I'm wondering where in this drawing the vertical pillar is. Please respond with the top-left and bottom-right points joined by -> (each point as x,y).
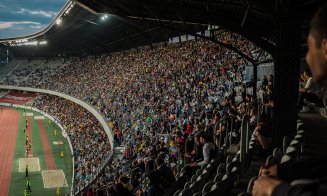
6,49 -> 9,64
253,64 -> 258,100
273,19 -> 300,147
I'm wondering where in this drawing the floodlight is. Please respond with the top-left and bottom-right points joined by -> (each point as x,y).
56,19 -> 62,25
39,40 -> 47,45
101,14 -> 109,21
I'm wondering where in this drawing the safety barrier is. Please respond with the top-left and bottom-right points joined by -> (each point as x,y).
213,115 -> 237,152
240,100 -> 263,174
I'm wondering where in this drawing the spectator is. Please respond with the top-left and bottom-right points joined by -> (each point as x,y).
253,3 -> 327,196
298,68 -> 323,112
253,157 -> 327,196
261,75 -> 268,89
253,114 -> 272,151
155,153 -> 176,188
0,29 -> 274,194
144,170 -> 163,196
185,134 -> 216,177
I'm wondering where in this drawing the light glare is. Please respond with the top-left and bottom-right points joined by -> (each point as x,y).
56,19 -> 62,25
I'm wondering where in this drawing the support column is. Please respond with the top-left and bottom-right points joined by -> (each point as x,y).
253,64 -> 258,100
273,20 -> 300,147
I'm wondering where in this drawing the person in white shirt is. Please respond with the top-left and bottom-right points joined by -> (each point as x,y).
298,68 -> 323,112
184,133 -> 216,177
190,134 -> 216,167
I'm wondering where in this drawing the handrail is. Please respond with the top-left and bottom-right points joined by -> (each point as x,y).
74,154 -> 112,195
213,114 -> 237,149
240,114 -> 250,174
257,101 -> 263,125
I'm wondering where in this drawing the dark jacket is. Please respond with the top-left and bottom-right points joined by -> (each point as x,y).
157,164 -> 176,188
272,157 -> 327,196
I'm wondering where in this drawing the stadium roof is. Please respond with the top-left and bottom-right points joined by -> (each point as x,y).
0,0 -> 325,58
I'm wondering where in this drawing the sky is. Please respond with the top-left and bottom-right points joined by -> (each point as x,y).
0,0 -> 67,39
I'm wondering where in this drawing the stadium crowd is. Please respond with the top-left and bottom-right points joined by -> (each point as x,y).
0,1 -> 326,195
3,31 -> 275,195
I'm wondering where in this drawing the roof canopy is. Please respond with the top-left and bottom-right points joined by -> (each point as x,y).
0,0 -> 324,57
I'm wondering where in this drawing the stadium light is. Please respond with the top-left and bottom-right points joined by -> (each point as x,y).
39,40 -> 47,45
101,14 -> 109,21
56,19 -> 62,25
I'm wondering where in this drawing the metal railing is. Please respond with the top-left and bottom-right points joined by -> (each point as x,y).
240,100 -> 263,174
213,114 -> 237,151
73,151 -> 113,195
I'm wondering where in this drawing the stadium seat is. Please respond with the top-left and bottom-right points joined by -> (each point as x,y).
195,169 -> 202,176
202,181 -> 215,194
265,155 -> 277,166
180,187 -> 193,196
273,148 -> 283,163
294,134 -> 304,140
173,189 -> 182,196
226,166 -> 239,190
280,155 -> 292,164
297,130 -> 305,135
247,176 -> 258,193
214,173 -> 224,183
216,163 -> 226,174
283,136 -> 290,154
191,176 -> 204,193
184,181 -> 192,189
297,122 -> 304,130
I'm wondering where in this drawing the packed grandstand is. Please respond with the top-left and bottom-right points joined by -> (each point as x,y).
0,31 -> 276,195
1,1 -> 327,196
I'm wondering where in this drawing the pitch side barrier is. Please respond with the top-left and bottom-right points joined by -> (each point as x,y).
0,85 -> 114,195
0,102 -> 75,195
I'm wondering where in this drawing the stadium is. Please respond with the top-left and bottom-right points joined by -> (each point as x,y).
0,0 -> 327,195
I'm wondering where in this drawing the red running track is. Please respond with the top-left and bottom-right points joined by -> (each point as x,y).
37,120 -> 57,170
0,107 -> 20,196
